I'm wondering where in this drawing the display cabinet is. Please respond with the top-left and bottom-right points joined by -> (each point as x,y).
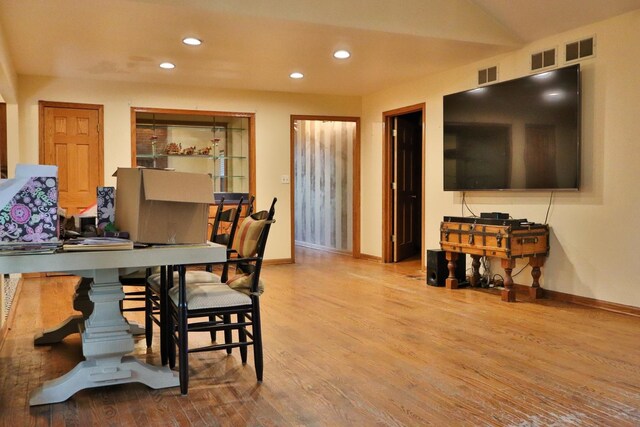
131,107 -> 255,197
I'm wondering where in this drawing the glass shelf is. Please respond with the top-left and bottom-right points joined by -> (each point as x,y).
134,109 -> 252,195
136,123 -> 247,132
136,154 -> 247,160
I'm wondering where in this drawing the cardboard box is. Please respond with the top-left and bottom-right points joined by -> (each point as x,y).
114,168 -> 215,244
0,164 -> 59,242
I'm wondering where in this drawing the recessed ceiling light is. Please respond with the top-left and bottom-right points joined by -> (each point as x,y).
182,37 -> 202,46
159,62 -> 175,69
290,72 -> 304,79
333,50 -> 351,59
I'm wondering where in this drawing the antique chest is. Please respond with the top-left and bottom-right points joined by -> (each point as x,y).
440,216 -> 549,259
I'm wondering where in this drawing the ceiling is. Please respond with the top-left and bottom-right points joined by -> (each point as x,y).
1,0 -> 639,98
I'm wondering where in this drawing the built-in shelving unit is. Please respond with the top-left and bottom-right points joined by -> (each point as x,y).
130,107 -> 255,196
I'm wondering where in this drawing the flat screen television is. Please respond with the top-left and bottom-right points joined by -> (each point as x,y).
443,64 -> 580,191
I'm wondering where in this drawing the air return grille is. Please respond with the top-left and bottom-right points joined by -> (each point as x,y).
478,66 -> 498,85
531,48 -> 556,71
566,37 -> 595,62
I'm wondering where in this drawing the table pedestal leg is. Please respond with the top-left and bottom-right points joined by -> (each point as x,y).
470,255 -> 481,287
445,252 -> 459,289
29,356 -> 178,405
501,258 -> 516,302
34,275 -> 144,344
29,269 -> 178,406
34,277 -> 93,345
529,256 -> 545,299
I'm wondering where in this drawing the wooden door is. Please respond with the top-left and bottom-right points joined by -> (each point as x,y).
393,114 -> 421,262
40,102 -> 104,215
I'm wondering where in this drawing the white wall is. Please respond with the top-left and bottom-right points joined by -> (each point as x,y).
14,76 -> 361,260
361,10 -> 640,307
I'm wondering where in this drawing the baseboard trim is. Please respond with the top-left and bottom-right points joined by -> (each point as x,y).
358,253 -> 382,262
264,258 -> 293,265
512,284 -> 640,317
544,288 -> 640,317
295,241 -> 353,256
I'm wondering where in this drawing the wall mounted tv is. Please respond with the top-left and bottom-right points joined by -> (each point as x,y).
443,64 -> 580,191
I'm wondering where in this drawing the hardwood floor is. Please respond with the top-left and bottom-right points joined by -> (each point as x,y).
1,246 -> 639,426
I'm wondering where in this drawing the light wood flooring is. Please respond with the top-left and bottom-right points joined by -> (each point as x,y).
1,246 -> 639,426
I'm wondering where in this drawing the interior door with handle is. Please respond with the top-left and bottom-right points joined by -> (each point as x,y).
393,115 -> 421,262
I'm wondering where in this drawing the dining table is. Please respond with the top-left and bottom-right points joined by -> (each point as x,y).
0,242 -> 226,405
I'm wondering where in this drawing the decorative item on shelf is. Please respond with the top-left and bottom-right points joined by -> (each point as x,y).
211,138 -> 221,145
197,146 -> 212,156
182,146 -> 196,155
165,142 -> 181,154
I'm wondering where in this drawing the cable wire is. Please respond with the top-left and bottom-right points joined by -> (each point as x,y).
511,261 -> 530,278
462,192 -> 478,217
544,191 -> 554,224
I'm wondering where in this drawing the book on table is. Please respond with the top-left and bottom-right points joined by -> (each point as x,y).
62,237 -> 134,251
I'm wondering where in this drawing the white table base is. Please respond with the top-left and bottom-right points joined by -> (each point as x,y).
29,356 -> 178,405
29,269 -> 176,405
0,243 -> 225,406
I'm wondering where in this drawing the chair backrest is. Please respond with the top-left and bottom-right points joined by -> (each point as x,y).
246,194 -> 256,217
224,197 -> 276,291
210,196 -> 243,250
209,196 -> 225,242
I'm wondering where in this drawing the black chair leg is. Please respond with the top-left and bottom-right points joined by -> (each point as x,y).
252,301 -> 263,382
238,313 -> 247,364
178,265 -> 189,395
178,307 -> 189,395
223,314 -> 233,355
208,315 -> 217,342
160,266 -> 168,365
167,266 -> 177,369
145,283 -> 153,349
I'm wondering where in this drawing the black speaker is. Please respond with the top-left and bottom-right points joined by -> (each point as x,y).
426,249 -> 466,287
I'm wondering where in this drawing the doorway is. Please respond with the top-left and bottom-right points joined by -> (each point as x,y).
382,104 -> 424,265
39,101 -> 104,215
290,116 -> 360,262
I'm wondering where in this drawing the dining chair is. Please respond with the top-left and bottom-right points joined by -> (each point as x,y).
145,196 -> 243,349
166,197 -> 276,394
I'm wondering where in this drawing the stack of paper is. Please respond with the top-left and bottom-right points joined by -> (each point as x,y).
0,241 -> 61,255
62,237 -> 134,252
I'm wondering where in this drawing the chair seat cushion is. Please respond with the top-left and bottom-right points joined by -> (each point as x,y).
147,270 -> 222,288
169,283 -> 251,310
227,273 -> 264,296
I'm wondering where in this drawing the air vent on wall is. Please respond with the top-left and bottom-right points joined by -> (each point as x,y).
531,48 -> 556,71
478,66 -> 498,85
566,36 -> 595,62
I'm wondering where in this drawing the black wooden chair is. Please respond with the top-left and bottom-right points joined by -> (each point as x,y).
166,197 -> 276,394
144,197 -> 243,350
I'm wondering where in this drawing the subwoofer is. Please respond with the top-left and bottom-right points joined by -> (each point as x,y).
426,249 -> 466,287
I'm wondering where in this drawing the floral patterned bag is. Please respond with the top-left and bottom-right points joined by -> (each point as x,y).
0,176 -> 58,243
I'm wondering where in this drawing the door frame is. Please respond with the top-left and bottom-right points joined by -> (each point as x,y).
382,103 -> 425,267
38,101 -> 105,181
0,103 -> 6,178
290,115 -> 361,263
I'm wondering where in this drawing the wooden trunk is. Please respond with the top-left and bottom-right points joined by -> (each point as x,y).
440,220 -> 549,259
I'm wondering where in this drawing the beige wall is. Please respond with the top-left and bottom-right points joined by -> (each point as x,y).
361,11 -> 640,307
5,10 -> 640,308
13,76 -> 361,260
